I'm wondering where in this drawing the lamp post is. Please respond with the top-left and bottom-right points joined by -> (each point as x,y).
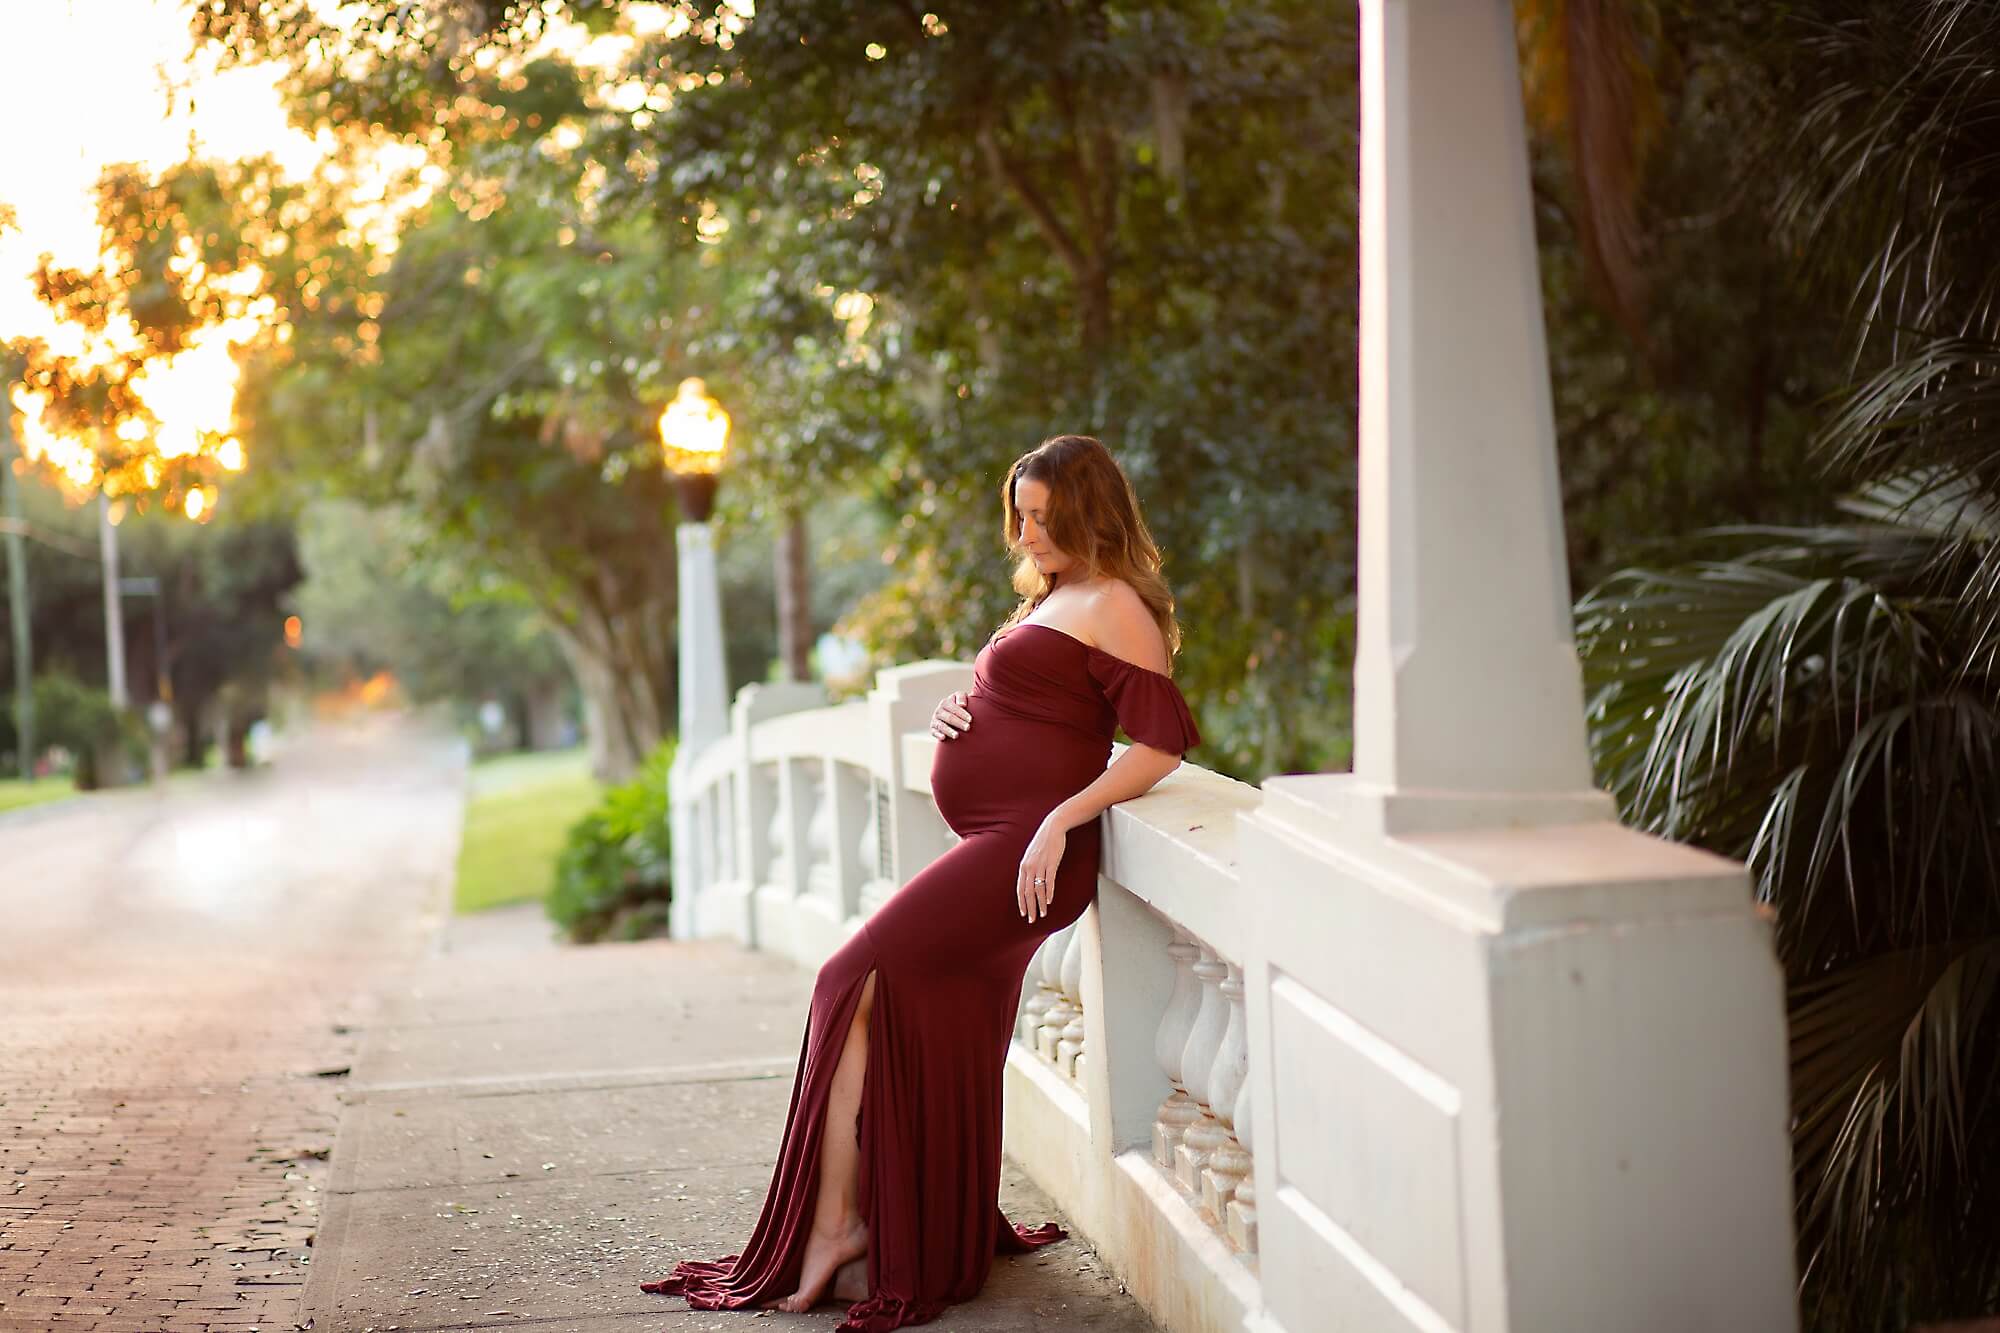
2,429 -> 31,780
659,378 -> 733,940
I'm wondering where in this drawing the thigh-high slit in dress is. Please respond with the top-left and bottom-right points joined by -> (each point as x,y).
638,621 -> 1203,1332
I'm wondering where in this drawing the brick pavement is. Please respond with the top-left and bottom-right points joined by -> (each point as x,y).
0,721 -> 465,1332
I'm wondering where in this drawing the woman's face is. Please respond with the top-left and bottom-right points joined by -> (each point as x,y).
1013,476 -> 1075,578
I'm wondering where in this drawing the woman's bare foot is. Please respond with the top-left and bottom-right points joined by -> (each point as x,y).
831,1256 -> 869,1302
760,1217 -> 869,1312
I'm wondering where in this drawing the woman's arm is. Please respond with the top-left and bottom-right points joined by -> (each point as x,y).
1016,584 -> 1186,920
1016,743 -> 1182,922
1047,744 -> 1182,832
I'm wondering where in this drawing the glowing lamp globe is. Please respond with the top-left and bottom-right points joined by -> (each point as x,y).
657,377 -> 731,522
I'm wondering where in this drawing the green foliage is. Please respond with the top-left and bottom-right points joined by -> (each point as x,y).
0,463 -> 300,771
1577,3 -> 2000,1324
207,87 -> 706,776
30,673 -> 145,789
622,0 -> 1362,781
189,0 -> 1364,783
293,498 -> 570,710
547,737 -> 676,942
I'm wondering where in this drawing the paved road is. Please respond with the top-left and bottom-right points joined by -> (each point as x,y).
0,720 -> 466,1331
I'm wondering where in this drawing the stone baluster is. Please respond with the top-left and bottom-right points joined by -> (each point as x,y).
707,782 -> 727,885
763,771 -> 789,893
1224,1075 -> 1258,1255
706,788 -> 726,888
1152,933 -> 1206,1170
1018,930 -> 1062,1044
1200,964 -> 1253,1226
856,780 -> 893,915
1174,950 -> 1231,1195
689,790 -> 713,895
1036,923 -> 1078,1062
1055,924 -> 1087,1079
804,763 -> 837,903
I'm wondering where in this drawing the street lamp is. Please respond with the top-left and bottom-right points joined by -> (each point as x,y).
657,376 -> 731,521
659,377 -> 733,942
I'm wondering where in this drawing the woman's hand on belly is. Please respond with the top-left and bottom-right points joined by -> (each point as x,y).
1016,815 -> 1067,923
930,689 -> 972,740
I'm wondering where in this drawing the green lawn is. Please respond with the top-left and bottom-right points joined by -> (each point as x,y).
454,747 -> 601,913
0,775 -> 77,814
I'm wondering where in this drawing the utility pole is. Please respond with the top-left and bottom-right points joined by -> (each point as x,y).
99,492 -> 127,710
3,419 -> 31,778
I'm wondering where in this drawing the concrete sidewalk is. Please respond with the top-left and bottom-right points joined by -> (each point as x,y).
305,906 -> 1155,1332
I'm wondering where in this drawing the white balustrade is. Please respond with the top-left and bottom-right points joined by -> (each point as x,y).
663,627 -> 1791,1333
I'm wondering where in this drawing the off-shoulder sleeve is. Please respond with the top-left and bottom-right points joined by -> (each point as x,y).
1086,651 -> 1202,754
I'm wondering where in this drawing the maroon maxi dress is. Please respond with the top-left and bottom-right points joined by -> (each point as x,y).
639,620 -> 1203,1331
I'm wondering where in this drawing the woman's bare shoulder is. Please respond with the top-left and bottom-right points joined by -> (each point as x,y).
1087,579 -> 1169,674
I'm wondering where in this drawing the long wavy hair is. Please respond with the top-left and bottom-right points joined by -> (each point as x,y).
996,434 -> 1186,664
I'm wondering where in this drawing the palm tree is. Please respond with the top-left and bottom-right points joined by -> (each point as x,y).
1574,1 -> 2000,1325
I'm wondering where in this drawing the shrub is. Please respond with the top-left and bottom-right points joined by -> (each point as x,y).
546,738 -> 676,942
32,674 -> 147,789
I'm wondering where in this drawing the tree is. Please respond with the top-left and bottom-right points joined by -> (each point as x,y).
1576,3 -> 2000,1324
0,464 -> 299,768
191,0 -> 1365,782
291,498 -> 574,745
124,47 -> 742,778
8,158 -> 307,515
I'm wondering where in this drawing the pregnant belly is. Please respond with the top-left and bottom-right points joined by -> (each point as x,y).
929,694 -> 1108,836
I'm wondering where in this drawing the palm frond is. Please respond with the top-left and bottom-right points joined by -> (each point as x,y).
1787,938 -> 2000,1319
1579,495 -> 2000,1322
1774,1 -> 2000,353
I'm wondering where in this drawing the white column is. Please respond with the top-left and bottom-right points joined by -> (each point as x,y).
1232,5 -> 1799,1331
668,519 -> 730,939
1347,0 -> 1610,829
675,521 -> 730,754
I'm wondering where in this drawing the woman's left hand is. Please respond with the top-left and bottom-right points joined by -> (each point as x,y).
1017,818 -> 1067,923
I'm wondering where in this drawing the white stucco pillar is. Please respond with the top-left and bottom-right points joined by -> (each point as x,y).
1225,5 -> 1800,1332
668,519 -> 731,939
1349,0 -> 1606,825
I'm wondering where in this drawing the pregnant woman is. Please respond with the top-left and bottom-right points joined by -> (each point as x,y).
640,433 -> 1202,1331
